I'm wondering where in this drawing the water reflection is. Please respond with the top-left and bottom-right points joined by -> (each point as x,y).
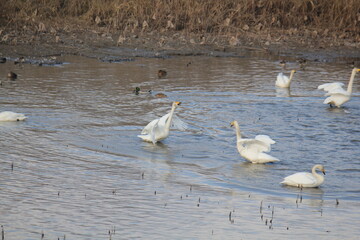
140,141 -> 172,161
1,55 -> 360,239
275,87 -> 291,97
232,162 -> 275,178
282,185 -> 325,200
326,106 -> 351,114
0,121 -> 27,127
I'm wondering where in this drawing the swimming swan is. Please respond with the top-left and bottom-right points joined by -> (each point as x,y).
280,164 -> 325,188
0,111 -> 27,121
276,70 -> 296,88
318,68 -> 360,107
230,120 -> 279,163
138,101 -> 181,144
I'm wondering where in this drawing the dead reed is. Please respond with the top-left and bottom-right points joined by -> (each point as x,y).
1,0 -> 359,38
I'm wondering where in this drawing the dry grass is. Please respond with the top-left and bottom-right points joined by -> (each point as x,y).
1,0 -> 359,37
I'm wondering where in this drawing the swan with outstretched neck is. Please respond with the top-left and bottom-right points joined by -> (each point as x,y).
276,70 -> 296,88
0,111 -> 27,121
138,101 -> 181,144
318,68 -> 360,107
230,120 -> 279,163
280,164 -> 326,188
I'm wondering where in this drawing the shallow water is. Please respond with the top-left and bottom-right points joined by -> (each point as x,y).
0,55 -> 359,239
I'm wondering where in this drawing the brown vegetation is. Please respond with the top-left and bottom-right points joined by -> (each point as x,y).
1,0 -> 359,37
0,0 -> 359,58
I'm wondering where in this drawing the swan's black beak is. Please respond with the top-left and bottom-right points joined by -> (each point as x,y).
322,170 -> 326,175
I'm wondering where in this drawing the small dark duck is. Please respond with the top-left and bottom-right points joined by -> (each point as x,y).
158,70 -> 167,78
133,87 -> 151,95
7,71 -> 17,80
155,93 -> 167,98
133,87 -> 141,95
14,57 -> 25,65
297,58 -> 307,70
279,60 -> 286,67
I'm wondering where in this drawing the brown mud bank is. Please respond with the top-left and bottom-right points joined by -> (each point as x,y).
0,0 -> 359,63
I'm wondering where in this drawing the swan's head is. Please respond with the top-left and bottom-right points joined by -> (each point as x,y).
230,121 -> 237,127
354,68 -> 360,73
315,164 -> 326,175
291,69 -> 296,74
173,101 -> 181,106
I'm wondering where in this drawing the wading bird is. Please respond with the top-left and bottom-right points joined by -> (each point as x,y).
280,164 -> 325,188
318,68 -> 360,107
230,120 -> 279,163
276,70 -> 296,88
138,101 -> 181,144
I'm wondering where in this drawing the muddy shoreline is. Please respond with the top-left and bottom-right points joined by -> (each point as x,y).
1,23 -> 360,65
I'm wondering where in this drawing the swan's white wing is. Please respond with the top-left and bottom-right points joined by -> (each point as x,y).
282,172 -> 316,185
154,112 -> 188,131
318,82 -> 345,92
171,114 -> 189,131
142,111 -> 172,135
276,73 -> 289,87
150,123 -> 157,144
138,119 -> 160,144
157,113 -> 170,127
141,118 -> 160,134
144,113 -> 169,140
324,88 -> 349,96
323,94 -> 350,106
257,153 -> 280,162
255,135 -> 275,145
277,73 -> 289,82
238,138 -> 270,153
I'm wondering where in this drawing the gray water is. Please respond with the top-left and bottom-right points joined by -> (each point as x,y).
0,55 -> 359,239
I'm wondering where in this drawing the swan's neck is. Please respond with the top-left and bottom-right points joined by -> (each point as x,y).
289,71 -> 295,83
233,122 -> 242,141
347,68 -> 357,94
312,166 -> 324,183
165,104 -> 177,130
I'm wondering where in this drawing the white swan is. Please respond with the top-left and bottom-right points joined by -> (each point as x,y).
0,111 -> 27,121
318,68 -> 360,107
276,70 -> 296,88
280,164 -> 325,188
230,120 -> 279,163
138,101 -> 181,144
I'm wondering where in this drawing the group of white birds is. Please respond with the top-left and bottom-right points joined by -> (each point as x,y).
137,67 -> 360,188
2,67 -> 358,188
277,67 -> 360,108
230,120 -> 325,188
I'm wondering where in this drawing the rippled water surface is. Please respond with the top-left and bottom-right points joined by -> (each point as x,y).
1,55 -> 360,239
